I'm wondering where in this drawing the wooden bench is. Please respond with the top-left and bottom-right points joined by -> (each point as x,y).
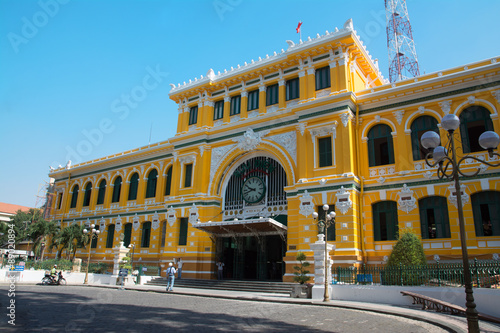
401,291 -> 500,324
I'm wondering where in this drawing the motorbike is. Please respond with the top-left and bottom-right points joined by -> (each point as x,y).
41,271 -> 67,285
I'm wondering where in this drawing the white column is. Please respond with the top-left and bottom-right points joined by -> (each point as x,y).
309,234 -> 334,300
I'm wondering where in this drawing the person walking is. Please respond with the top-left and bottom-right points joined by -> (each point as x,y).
216,261 -> 224,280
177,258 -> 183,279
165,262 -> 176,291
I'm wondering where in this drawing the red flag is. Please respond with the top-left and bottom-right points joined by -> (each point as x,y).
296,21 -> 302,33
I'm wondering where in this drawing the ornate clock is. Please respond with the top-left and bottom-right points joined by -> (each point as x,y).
241,176 -> 266,204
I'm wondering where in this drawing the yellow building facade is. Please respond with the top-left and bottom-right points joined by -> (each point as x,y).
47,19 -> 500,282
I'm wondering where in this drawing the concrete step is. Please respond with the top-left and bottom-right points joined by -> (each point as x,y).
146,278 -> 295,294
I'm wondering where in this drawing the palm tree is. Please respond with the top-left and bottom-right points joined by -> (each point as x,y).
52,224 -> 87,261
28,218 -> 60,260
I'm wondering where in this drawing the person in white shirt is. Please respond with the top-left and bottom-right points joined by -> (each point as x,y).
165,262 -> 177,291
177,258 -> 183,279
216,261 -> 224,280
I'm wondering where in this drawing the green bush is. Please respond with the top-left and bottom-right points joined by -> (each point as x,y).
386,228 -> 427,285
87,262 -> 111,274
293,252 -> 311,284
25,259 -> 73,272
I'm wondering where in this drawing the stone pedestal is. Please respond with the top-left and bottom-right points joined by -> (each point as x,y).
309,234 -> 334,300
112,242 -> 133,285
72,258 -> 82,272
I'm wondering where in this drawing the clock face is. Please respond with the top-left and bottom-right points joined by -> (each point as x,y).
242,176 -> 266,204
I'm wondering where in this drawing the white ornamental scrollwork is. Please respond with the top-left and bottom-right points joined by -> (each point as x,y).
335,186 -> 353,215
340,112 -> 353,127
152,211 -> 160,230
99,217 -> 106,231
132,213 -> 140,231
167,206 -> 176,227
447,184 -> 469,209
397,184 -> 417,213
392,110 -> 404,125
299,190 -> 315,217
189,203 -> 199,225
210,144 -> 236,181
233,128 -> 269,152
267,131 -> 297,164
115,215 -> 122,232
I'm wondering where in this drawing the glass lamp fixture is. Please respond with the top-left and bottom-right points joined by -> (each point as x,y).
441,114 -> 460,132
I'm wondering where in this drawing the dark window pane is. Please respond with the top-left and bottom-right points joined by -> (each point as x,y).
83,183 -> 92,207
164,167 -> 172,196
97,180 -> 106,205
123,223 -> 132,248
247,90 -> 259,111
230,95 -> 241,115
266,84 -> 278,106
128,173 -> 139,200
106,224 -> 115,248
189,106 -> 198,125
179,218 -> 188,246
141,222 -> 151,248
459,106 -> 493,153
184,164 -> 193,188
315,66 -> 331,90
318,137 -> 332,167
146,169 -> 158,198
112,177 -> 122,203
368,124 -> 394,167
70,185 -> 79,208
214,100 -> 224,120
286,78 -> 299,101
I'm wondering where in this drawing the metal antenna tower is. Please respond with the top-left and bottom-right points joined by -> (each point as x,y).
385,0 -> 420,82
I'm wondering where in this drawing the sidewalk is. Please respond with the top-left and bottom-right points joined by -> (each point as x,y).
83,282 -> 500,333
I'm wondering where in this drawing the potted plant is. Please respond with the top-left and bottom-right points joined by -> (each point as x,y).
291,252 -> 312,298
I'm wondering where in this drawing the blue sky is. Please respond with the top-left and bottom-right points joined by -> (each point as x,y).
1,0 -> 500,208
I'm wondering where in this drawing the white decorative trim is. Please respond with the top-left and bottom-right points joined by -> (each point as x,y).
297,123 -> 306,136
492,90 -> 500,104
307,68 -> 315,75
310,122 -> 337,168
204,101 -> 214,107
267,131 -> 297,164
233,128 -> 269,152
133,213 -> 140,231
393,110 -> 404,125
266,105 -> 279,113
447,184 -> 469,209
439,100 -> 452,114
115,215 -> 122,232
397,184 -> 417,213
167,206 -> 176,227
152,211 -> 160,230
210,144 -> 237,181
335,186 -> 352,215
99,217 -> 106,230
299,190 -> 315,217
467,96 -> 476,104
188,204 -> 199,225
340,112 -> 354,127
316,89 -> 331,98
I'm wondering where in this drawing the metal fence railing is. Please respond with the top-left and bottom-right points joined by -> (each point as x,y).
333,259 -> 500,288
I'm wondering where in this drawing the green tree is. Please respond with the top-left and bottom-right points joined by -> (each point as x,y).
52,223 -> 87,261
293,251 -> 311,284
387,228 -> 427,267
27,218 -> 60,259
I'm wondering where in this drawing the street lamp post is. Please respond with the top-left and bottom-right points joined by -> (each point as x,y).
312,204 -> 336,302
128,243 -> 135,270
83,224 -> 100,285
420,114 -> 500,333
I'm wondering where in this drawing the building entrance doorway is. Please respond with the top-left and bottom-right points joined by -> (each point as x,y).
219,235 -> 285,281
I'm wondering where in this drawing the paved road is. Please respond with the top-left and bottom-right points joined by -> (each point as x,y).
0,285 -> 450,333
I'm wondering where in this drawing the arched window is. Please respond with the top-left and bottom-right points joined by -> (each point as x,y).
70,185 -> 79,208
368,124 -> 394,167
96,179 -> 106,205
419,196 -> 450,239
472,191 -> 500,237
141,222 -> 152,248
373,201 -> 399,241
459,106 -> 494,153
91,225 -> 100,248
128,173 -> 139,201
83,183 -> 92,207
106,224 -> 115,248
112,176 -> 122,203
123,223 -> 132,247
411,116 -> 439,160
145,169 -> 158,198
164,166 -> 172,196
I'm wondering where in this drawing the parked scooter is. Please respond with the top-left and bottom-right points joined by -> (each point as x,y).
41,271 -> 67,285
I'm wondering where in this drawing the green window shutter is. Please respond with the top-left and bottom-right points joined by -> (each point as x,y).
178,218 -> 188,246
146,169 -> 158,198
411,116 -> 439,161
368,124 -> 394,167
97,180 -> 106,205
419,196 -> 450,239
214,100 -> 224,120
123,223 -> 132,248
161,221 -> 167,247
164,167 -> 172,196
70,185 -> 79,208
286,78 -> 299,101
141,222 -> 151,248
128,173 -> 139,200
247,90 -> 259,111
83,183 -> 92,207
318,137 -> 332,167
189,106 -> 198,125
315,66 -> 331,90
266,84 -> 278,106
112,177 -> 122,203
459,106 -> 493,153
106,224 -> 115,248
316,205 -> 336,240
471,191 -> 500,237
184,163 -> 193,188
57,192 -> 63,210
373,201 -> 398,241
91,225 -> 100,248
230,95 -> 241,115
